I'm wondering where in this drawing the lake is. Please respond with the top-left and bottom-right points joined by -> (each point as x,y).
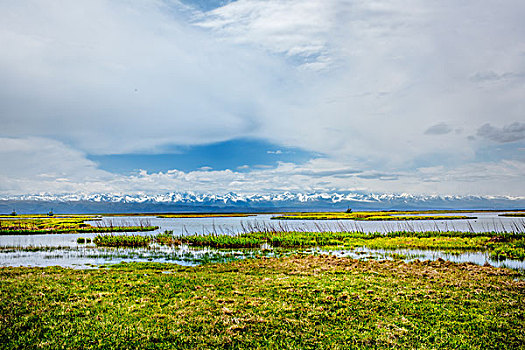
0,212 -> 523,269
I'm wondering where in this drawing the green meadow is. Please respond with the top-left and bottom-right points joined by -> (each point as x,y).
0,256 -> 523,349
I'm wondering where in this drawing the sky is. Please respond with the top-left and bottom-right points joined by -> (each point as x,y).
0,0 -> 524,197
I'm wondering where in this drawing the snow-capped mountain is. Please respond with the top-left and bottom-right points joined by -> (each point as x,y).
1,192 -> 524,213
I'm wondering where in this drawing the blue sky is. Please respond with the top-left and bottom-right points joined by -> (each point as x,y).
181,0 -> 234,12
0,0 -> 524,196
89,139 -> 317,173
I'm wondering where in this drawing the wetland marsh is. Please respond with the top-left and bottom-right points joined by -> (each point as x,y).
1,210 -> 525,348
0,211 -> 524,269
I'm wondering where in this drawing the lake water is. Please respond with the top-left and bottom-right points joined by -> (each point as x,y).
0,212 -> 523,269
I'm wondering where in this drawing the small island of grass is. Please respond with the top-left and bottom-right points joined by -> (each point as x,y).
157,213 -> 257,218
0,217 -> 158,235
499,212 -> 525,217
91,229 -> 525,261
272,210 -> 476,221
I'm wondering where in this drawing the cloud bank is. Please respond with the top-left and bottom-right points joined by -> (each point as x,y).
1,137 -> 523,196
0,0 -> 524,196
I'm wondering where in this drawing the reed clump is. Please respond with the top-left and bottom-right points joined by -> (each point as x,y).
490,239 -> 525,260
93,234 -> 152,247
93,230 -> 184,247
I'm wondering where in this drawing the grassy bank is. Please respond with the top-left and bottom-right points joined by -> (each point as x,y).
0,217 -> 158,235
0,226 -> 159,235
0,256 -> 523,349
500,213 -> 525,217
0,217 -> 97,230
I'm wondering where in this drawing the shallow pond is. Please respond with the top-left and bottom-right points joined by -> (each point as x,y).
0,244 -> 522,270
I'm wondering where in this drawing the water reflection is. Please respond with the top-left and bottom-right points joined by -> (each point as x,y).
0,244 -> 523,271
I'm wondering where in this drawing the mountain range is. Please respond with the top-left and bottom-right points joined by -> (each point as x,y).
1,192 -> 524,214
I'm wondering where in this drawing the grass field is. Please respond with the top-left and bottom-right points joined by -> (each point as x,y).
0,256 -> 523,349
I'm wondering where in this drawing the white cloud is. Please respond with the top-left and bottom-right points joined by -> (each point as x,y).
191,0 -> 525,169
0,137 -> 523,196
1,0 -> 525,195
0,137 -> 113,194
195,0 -> 336,70
0,0 -> 285,154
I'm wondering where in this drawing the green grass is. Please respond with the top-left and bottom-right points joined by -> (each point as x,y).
0,217 -> 159,235
93,231 -> 187,247
0,217 -> 96,230
0,256 -> 523,349
91,230 -> 525,260
175,230 -> 522,246
172,230 -> 525,259
491,239 -> 525,260
93,231 -> 180,247
93,234 -> 153,247
0,226 -> 159,235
